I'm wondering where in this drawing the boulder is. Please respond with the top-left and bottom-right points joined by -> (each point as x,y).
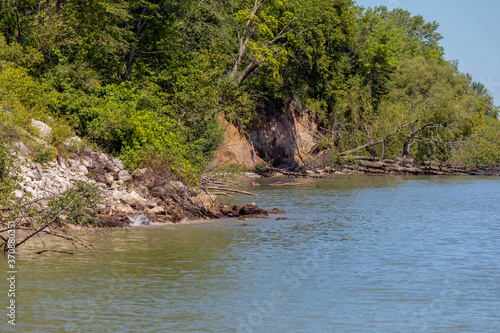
111,190 -> 125,200
112,158 -> 124,171
105,162 -> 121,173
118,170 -> 132,182
64,136 -> 82,151
115,203 -> 135,214
121,191 -> 146,207
170,181 -> 187,191
193,192 -> 217,208
146,199 -> 158,208
239,204 -> 268,217
105,173 -> 114,185
128,183 -> 150,198
81,157 -> 92,168
33,163 -> 44,180
77,165 -> 89,175
220,205 -> 239,217
12,142 -> 30,157
131,168 -> 148,178
146,206 -> 165,214
90,152 -> 111,168
31,119 -> 52,140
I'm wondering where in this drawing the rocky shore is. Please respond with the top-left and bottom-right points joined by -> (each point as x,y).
5,118 -> 498,232
6,136 -> 278,229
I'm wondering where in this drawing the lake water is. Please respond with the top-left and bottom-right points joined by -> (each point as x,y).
2,175 -> 500,332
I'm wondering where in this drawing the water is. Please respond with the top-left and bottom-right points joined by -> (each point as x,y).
2,175 -> 500,332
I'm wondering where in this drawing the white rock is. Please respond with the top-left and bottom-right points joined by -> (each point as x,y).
13,190 -> 23,198
31,119 -> 52,140
33,163 -> 43,180
54,175 -> 67,184
112,158 -> 124,171
77,165 -> 89,175
121,191 -> 146,207
111,190 -> 124,200
146,199 -> 158,208
12,142 -> 30,156
105,173 -> 114,185
131,168 -> 148,177
115,203 -> 135,214
90,152 -> 110,167
64,136 -> 82,151
193,193 -> 217,208
25,186 -> 36,195
146,206 -> 165,214
118,170 -> 132,182
106,163 -> 120,173
68,159 -> 79,168
81,158 -> 91,168
57,157 -> 66,170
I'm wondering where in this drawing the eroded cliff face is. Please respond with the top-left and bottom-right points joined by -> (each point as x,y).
214,103 -> 320,169
249,102 -> 319,166
212,117 -> 264,169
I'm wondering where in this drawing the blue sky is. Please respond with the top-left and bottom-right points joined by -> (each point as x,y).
354,0 -> 500,105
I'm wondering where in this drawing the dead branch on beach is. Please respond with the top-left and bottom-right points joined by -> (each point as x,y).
36,249 -> 75,255
205,187 -> 260,196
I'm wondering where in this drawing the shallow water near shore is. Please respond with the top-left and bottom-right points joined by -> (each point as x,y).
2,175 -> 500,332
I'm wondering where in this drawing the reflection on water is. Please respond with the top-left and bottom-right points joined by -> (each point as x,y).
1,176 -> 500,332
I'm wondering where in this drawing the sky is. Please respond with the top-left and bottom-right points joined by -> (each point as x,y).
354,0 -> 500,105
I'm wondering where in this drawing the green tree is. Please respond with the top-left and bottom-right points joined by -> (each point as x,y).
370,57 -> 479,161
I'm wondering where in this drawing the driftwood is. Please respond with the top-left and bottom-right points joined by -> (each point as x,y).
14,194 -> 80,248
267,167 -> 307,178
206,187 -> 260,196
350,156 -> 473,175
36,249 -> 74,255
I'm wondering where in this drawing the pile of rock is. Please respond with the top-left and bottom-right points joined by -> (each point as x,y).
11,144 -> 278,225
8,119 -> 282,225
11,140 -> 162,218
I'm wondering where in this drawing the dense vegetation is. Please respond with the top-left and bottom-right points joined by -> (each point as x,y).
1,0 -> 499,178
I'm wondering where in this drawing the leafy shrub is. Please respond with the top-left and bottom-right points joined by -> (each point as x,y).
0,142 -> 19,206
33,144 -> 57,164
47,181 -> 103,226
0,67 -> 73,147
450,121 -> 500,167
255,161 -> 268,174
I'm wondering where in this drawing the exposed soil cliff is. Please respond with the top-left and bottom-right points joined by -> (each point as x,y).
215,102 -> 321,170
212,118 -> 263,170
249,102 -> 319,166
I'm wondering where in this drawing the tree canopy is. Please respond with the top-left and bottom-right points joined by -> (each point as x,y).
1,0 -> 499,174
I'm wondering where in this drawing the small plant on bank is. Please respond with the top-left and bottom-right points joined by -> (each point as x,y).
47,181 -> 103,227
0,142 -> 19,206
33,143 -> 57,164
255,161 -> 268,175
209,162 -> 248,180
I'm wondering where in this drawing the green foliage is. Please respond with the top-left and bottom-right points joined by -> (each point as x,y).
0,142 -> 19,206
255,161 -> 268,174
372,57 -> 478,161
450,120 -> 500,167
47,181 -> 103,226
0,0 -> 499,173
33,143 -> 57,164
